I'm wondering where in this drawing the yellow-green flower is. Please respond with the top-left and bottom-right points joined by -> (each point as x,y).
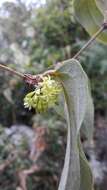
24,75 -> 62,113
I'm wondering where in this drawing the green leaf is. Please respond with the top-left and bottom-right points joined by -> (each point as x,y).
54,81 -> 94,143
95,0 -> 107,14
56,59 -> 92,133
78,136 -> 94,190
54,59 -> 94,190
54,93 -> 65,118
81,83 -> 94,142
57,74 -> 80,190
73,0 -> 107,44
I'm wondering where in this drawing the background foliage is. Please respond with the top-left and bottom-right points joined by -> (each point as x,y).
0,0 -> 107,189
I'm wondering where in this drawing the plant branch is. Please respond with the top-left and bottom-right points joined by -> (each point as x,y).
0,24 -> 107,81
73,25 -> 105,59
0,63 -> 24,78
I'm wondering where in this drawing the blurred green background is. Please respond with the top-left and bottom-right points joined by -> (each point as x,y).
0,0 -> 107,189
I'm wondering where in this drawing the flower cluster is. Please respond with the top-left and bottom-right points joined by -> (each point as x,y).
24,75 -> 62,113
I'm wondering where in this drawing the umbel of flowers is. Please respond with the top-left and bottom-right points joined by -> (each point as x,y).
24,75 -> 62,113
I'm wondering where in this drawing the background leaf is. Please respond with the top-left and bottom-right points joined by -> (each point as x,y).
73,0 -> 107,44
95,0 -> 107,14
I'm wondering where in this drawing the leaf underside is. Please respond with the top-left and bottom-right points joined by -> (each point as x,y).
54,59 -> 94,190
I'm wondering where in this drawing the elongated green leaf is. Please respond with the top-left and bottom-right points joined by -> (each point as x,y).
56,59 -> 88,133
55,81 -> 94,142
73,0 -> 107,44
57,74 -> 80,190
54,59 -> 94,190
57,77 -> 80,190
54,93 -> 65,118
78,136 -> 94,190
81,83 -> 94,141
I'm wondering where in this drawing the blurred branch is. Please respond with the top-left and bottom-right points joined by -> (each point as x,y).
0,63 -> 24,78
73,25 -> 105,59
0,63 -> 42,85
18,165 -> 41,190
0,24 -> 106,83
